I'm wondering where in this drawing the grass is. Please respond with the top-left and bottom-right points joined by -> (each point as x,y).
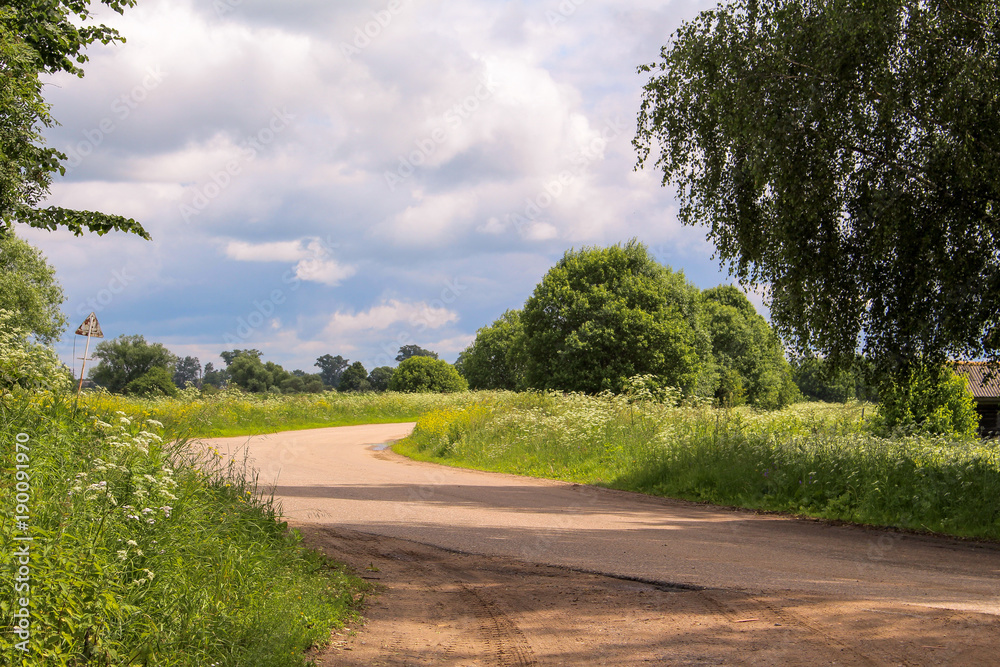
395,391 -> 1000,540
0,389 -> 370,666
77,387 -> 483,438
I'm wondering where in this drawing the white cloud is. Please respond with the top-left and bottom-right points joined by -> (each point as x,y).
223,237 -> 357,286
293,258 -> 356,286
225,240 -> 307,263
323,299 -> 459,338
28,0 -> 735,372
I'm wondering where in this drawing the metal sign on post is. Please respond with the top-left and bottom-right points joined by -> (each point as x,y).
74,312 -> 104,395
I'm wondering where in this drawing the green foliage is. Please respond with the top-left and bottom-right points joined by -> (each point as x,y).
397,393 -> 1000,540
389,356 -> 468,394
338,361 -> 370,392
702,286 -> 799,409
793,355 -> 878,403
200,362 -> 227,389
228,355 -> 273,393
521,241 -> 711,394
0,392 -> 365,666
635,0 -> 1000,375
0,230 -> 66,343
367,366 -> 395,392
314,354 -> 348,388
0,0 -> 147,238
279,373 -> 324,394
124,366 -> 178,398
872,365 -> 979,437
395,344 -> 438,362
0,309 -> 71,393
172,356 -> 201,388
456,310 -> 525,390
90,335 -> 177,394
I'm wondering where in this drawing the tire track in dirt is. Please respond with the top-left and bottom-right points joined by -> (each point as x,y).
302,526 -> 1000,666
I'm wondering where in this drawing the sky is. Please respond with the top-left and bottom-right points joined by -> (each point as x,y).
24,0 -> 758,377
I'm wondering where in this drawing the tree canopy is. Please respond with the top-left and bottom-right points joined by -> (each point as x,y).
90,335 -> 177,393
0,0 -> 147,238
339,361 -> 371,392
396,345 -> 438,363
388,356 -> 467,393
315,354 -> 349,388
520,241 -> 711,394
635,0 -> 1000,376
456,310 -> 525,391
702,286 -> 799,408
0,229 -> 66,343
367,366 -> 395,392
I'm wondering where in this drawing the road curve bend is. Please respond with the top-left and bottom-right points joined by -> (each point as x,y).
202,423 -> 1000,616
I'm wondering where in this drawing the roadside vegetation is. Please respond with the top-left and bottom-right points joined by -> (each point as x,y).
78,387 -> 480,439
396,390 -> 1000,541
0,388 -> 368,666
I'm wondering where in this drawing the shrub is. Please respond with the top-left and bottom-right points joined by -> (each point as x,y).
872,365 -> 978,438
124,366 -> 179,397
388,357 -> 468,393
0,309 -> 71,393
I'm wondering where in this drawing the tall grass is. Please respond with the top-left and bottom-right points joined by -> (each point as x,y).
78,388 -> 482,438
396,392 -> 1000,540
1,390 -> 366,666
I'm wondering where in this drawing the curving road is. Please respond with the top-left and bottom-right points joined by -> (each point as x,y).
203,423 -> 1000,664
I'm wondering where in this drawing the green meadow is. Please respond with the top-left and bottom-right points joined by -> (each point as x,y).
77,387 -> 483,438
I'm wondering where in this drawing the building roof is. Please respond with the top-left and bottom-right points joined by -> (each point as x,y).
953,362 -> 1000,400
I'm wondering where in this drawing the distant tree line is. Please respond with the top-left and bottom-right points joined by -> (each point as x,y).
87,339 -> 465,397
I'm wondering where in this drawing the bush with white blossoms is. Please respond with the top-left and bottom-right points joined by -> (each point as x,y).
0,308 -> 72,393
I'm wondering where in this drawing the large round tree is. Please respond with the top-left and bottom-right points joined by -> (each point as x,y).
520,241 -> 711,394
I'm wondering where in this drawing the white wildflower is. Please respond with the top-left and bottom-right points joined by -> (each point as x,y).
126,540 -> 138,547
117,550 -> 128,560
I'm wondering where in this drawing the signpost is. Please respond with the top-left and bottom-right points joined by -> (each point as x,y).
74,312 -> 103,396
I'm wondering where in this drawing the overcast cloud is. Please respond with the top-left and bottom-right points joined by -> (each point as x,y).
24,0 -> 759,375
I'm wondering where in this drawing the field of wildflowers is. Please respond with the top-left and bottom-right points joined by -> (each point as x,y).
78,387 -> 482,438
1,390 -> 367,666
396,392 -> 1000,540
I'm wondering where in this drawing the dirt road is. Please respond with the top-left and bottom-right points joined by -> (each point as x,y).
204,424 -> 1000,665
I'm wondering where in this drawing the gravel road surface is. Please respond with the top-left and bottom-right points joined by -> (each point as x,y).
203,424 -> 1000,665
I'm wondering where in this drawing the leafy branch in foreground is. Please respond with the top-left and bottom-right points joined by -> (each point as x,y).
0,0 -> 148,238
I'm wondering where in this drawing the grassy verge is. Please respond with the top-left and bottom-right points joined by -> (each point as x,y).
394,392 -> 1000,540
78,388 -> 483,438
1,390 -> 367,666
